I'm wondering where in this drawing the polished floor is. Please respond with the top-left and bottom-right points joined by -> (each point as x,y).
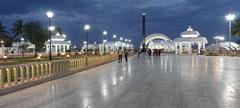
1,55 -> 240,108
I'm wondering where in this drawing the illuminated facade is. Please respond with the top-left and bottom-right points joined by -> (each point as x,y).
45,33 -> 71,54
174,26 -> 208,54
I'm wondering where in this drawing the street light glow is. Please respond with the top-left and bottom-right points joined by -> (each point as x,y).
49,26 -> 55,31
214,36 -> 225,41
46,11 -> 54,18
0,40 -> 4,44
21,37 -> 24,41
84,24 -> 90,30
103,30 -> 108,35
120,37 -> 123,41
225,13 -> 236,21
128,39 -> 131,42
103,39 -> 107,43
113,34 -> 117,38
124,39 -> 128,42
142,13 -> 146,16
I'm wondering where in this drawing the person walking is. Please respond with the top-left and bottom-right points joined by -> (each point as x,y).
124,48 -> 128,62
117,47 -> 123,63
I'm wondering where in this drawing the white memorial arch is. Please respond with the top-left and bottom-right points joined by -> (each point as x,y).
140,33 -> 174,51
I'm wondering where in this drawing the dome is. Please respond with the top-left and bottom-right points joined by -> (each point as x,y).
180,26 -> 200,37
51,32 -> 66,41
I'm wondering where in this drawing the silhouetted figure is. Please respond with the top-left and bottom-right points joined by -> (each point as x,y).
124,48 -> 128,62
117,47 -> 123,63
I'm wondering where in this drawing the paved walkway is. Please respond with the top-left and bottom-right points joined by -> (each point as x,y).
1,55 -> 240,108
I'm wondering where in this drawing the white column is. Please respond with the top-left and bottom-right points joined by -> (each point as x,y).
175,43 -> 178,54
203,42 -> 205,50
188,42 -> 192,54
179,43 -> 182,54
198,42 -> 201,54
63,45 -> 66,53
46,45 -> 49,53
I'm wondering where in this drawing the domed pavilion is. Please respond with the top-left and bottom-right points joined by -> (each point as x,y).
174,26 -> 208,54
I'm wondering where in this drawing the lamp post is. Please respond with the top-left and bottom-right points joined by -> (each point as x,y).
20,37 -> 24,57
128,39 -> 131,49
103,30 -> 107,54
124,38 -> 128,49
120,37 -> 123,48
113,34 -> 117,53
225,13 -> 236,50
142,13 -> 146,52
84,24 -> 90,55
1,41 -> 4,57
84,24 -> 90,66
46,10 -> 54,61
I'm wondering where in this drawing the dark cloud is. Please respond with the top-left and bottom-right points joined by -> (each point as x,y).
0,0 -> 240,46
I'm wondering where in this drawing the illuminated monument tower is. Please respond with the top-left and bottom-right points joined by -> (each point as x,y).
142,13 -> 146,52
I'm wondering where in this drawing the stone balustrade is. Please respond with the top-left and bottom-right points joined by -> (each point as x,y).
0,55 -> 118,89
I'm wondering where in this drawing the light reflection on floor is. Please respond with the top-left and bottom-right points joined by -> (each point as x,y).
1,55 -> 240,108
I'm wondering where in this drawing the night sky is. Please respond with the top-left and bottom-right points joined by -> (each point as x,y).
0,0 -> 240,47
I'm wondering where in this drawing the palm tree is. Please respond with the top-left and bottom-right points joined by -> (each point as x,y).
11,19 -> 24,40
232,18 -> 240,36
11,19 -> 24,53
0,22 -> 14,53
0,22 -> 8,36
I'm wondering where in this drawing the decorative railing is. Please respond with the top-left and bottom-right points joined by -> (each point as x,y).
0,55 -> 117,89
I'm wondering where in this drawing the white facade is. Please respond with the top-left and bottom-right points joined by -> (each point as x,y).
45,33 -> 71,54
82,41 -> 133,53
174,26 -> 208,54
207,42 -> 240,51
98,41 -> 133,53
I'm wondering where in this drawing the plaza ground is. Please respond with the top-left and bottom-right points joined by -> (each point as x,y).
0,55 -> 240,108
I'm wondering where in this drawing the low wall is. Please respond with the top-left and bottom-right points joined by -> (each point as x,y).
0,54 -> 118,95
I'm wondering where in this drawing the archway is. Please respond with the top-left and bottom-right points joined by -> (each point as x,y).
140,33 -> 173,51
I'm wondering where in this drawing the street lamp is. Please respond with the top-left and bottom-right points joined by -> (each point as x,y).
84,24 -> 90,56
128,39 -> 131,49
103,30 -> 107,54
124,38 -> 128,49
113,34 -> 117,53
225,13 -> 236,49
1,41 -> 4,56
120,37 -> 123,48
46,10 -> 54,61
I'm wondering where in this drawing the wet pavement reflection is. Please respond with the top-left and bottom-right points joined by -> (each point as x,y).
1,55 -> 240,108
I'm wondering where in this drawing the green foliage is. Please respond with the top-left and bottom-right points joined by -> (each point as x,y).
23,21 -> 48,52
0,22 -> 14,47
232,18 -> 240,36
11,19 -> 24,41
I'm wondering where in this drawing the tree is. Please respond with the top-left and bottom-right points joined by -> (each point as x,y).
232,18 -> 240,36
23,21 -> 48,54
11,19 -> 24,53
11,19 -> 24,41
0,22 -> 13,47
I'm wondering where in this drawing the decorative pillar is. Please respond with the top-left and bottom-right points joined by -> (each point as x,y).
179,43 -> 182,54
203,42 -> 205,50
63,45 -> 66,53
188,42 -> 192,54
175,43 -> 178,54
198,42 -> 201,54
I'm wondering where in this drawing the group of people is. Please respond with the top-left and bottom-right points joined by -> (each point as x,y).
117,47 -> 128,63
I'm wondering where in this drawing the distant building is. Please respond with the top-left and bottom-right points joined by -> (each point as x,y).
174,26 -> 208,54
82,41 -> 134,54
45,33 -> 71,54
